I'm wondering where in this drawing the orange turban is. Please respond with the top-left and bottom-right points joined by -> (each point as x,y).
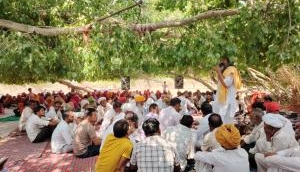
215,124 -> 241,149
134,95 -> 145,102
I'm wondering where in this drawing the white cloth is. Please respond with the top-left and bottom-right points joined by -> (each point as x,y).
98,109 -> 119,138
19,107 -> 33,131
179,96 -> 196,115
144,112 -> 159,121
156,98 -> 168,110
213,75 -> 237,124
99,113 -> 125,150
195,113 -> 212,147
96,104 -> 110,123
263,113 -> 284,128
201,129 -> 221,152
256,131 -> 299,172
194,148 -> 250,172
266,147 -> 300,172
46,106 -> 62,121
25,114 -> 50,142
159,106 -> 182,132
195,129 -> 221,172
244,122 -> 264,144
51,120 -> 73,153
162,124 -> 195,170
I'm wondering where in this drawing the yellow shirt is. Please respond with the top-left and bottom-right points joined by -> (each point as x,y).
95,134 -> 133,172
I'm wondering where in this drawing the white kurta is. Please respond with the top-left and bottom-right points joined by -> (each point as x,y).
98,109 -> 118,138
213,75 -> 237,124
51,120 -> 73,153
96,104 -> 111,123
25,114 -> 50,142
255,128 -> 299,172
194,148 -> 250,172
19,107 -> 33,131
195,113 -> 212,148
46,106 -> 62,121
162,124 -> 195,171
266,147 -> 300,172
195,129 -> 221,172
159,106 -> 182,132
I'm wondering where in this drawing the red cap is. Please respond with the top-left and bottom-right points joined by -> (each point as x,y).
118,97 -> 127,103
264,102 -> 280,113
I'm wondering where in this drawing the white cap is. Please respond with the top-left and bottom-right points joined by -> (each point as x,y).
97,97 -> 106,104
263,113 -> 284,128
80,99 -> 89,108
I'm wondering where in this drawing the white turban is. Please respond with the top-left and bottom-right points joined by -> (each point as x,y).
80,99 -> 89,108
263,113 -> 284,128
97,97 -> 106,104
74,112 -> 85,118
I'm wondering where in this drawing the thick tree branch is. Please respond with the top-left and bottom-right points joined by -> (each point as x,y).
129,9 -> 239,32
0,0 -> 143,36
0,8 -> 239,36
58,80 -> 92,93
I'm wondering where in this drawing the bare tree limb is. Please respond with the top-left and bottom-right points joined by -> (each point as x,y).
0,8 -> 239,36
58,80 -> 92,93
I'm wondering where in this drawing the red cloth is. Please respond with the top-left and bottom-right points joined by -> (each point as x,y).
264,101 -> 280,113
118,97 -> 127,103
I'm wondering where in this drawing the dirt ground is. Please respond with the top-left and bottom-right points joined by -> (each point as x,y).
0,77 -> 216,96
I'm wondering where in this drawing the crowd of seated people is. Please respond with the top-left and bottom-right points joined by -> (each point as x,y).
1,87 -> 300,172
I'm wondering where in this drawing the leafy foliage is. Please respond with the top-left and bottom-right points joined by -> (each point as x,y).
0,0 -> 299,84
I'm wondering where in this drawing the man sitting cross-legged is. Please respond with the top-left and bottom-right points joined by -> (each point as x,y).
73,108 -> 101,158
95,119 -> 133,172
51,110 -> 74,154
194,124 -> 250,172
26,105 -> 58,143
130,118 -> 181,172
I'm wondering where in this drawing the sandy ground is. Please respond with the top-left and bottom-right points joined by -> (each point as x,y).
0,77 -> 216,96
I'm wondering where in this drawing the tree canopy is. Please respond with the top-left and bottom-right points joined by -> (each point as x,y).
0,0 -> 299,84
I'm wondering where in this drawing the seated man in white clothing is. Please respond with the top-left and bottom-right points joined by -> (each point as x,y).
195,102 -> 213,149
26,105 -> 58,143
51,110 -> 74,154
162,115 -> 195,171
194,124 -> 250,172
19,99 -> 38,132
159,98 -> 182,132
196,113 -> 223,172
100,111 -> 140,150
144,103 -> 159,121
255,113 -> 299,172
98,101 -> 123,138
263,147 -> 300,172
46,101 -> 63,121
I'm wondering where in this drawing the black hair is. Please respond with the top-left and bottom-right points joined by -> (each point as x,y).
142,118 -> 160,136
85,108 -> 96,117
251,101 -> 266,111
180,115 -> 194,128
113,101 -> 123,109
208,113 -> 223,129
201,102 -> 213,116
149,103 -> 158,112
62,110 -> 71,120
170,98 -> 181,107
33,105 -> 45,114
54,101 -> 62,105
263,95 -> 273,102
113,119 -> 129,138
